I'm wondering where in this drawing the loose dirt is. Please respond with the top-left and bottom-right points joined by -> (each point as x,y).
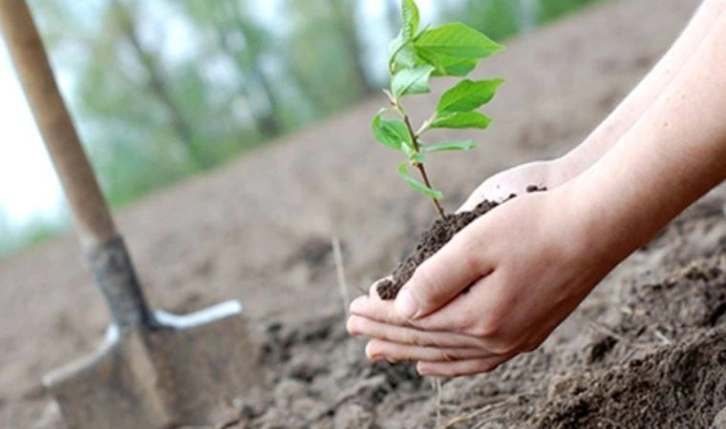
376,199 -> 500,300
1,0 -> 723,428
376,187 -> 544,300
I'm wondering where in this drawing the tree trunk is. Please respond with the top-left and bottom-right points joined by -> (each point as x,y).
111,0 -> 210,170
212,24 -> 281,138
325,0 -> 375,96
229,2 -> 284,137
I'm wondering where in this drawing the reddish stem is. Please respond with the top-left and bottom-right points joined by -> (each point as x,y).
401,112 -> 446,219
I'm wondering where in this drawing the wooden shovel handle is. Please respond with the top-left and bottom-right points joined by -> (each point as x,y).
0,0 -> 117,246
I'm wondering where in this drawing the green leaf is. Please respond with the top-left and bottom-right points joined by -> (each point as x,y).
415,23 -> 504,60
372,110 -> 412,150
401,0 -> 420,39
411,152 -> 426,164
388,34 -> 418,72
415,49 -> 477,77
431,111 -> 492,129
437,79 -> 504,114
400,141 -> 426,164
398,163 -> 443,200
435,58 -> 478,77
424,140 -> 478,152
392,66 -> 434,97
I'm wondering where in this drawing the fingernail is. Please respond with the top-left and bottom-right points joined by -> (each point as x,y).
395,288 -> 418,319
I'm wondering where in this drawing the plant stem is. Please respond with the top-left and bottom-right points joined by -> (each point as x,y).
399,106 -> 446,220
416,161 -> 446,219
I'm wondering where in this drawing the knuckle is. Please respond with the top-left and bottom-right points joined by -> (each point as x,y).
462,253 -> 483,279
440,350 -> 458,362
408,332 -> 427,348
409,263 -> 443,306
452,233 -> 485,272
469,315 -> 501,339
491,341 -> 517,355
488,333 -> 523,355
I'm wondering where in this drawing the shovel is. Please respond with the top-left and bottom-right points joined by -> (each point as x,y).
0,2 -> 258,428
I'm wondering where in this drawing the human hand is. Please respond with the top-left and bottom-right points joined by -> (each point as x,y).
347,184 -> 621,377
457,158 -> 581,211
458,160 -> 554,210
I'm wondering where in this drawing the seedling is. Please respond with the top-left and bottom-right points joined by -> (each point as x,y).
372,0 -> 505,219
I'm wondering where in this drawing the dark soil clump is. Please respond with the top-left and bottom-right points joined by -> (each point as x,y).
377,186 -> 547,300
376,199 -> 500,299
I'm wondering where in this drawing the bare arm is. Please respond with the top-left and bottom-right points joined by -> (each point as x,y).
573,7 -> 726,261
348,2 -> 726,377
461,0 -> 724,208
556,0 -> 726,182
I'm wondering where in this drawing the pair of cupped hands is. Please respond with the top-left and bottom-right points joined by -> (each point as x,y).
346,159 -> 615,377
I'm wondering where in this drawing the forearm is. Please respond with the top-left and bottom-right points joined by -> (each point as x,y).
556,0 -> 726,182
573,9 -> 726,261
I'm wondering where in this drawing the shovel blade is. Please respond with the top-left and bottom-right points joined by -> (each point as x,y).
44,301 -> 258,429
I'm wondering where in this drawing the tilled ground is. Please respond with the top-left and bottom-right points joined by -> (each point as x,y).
1,0 -> 723,428
232,194 -> 725,429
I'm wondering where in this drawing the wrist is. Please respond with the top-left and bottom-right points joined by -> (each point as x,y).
547,152 -> 595,189
556,169 -> 646,272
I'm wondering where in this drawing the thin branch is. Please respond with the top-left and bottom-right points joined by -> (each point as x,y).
400,109 -> 446,219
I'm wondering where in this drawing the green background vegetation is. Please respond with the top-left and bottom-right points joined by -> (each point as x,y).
0,0 -> 604,257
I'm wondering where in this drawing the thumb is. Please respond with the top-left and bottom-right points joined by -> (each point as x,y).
395,230 -> 490,320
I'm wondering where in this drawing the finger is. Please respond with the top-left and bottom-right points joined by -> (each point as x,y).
395,226 -> 494,320
352,271 -> 510,340
350,295 -> 462,332
365,339 -> 496,363
416,354 -> 515,377
347,315 -> 486,349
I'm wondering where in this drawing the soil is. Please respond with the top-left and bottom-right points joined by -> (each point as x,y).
1,0 -> 724,428
376,187 -> 544,300
376,199 -> 500,299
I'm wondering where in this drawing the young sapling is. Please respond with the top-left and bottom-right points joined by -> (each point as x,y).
372,0 -> 505,219
372,0 -> 508,300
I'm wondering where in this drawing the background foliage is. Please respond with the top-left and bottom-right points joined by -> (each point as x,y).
0,0 -> 603,257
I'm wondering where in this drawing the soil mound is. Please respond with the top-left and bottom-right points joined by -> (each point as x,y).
0,0 -> 719,428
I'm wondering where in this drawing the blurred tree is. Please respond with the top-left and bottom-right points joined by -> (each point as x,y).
444,0 -> 520,42
537,0 -> 601,23
284,0 -> 367,113
31,0 -> 265,206
30,0 -> 189,205
324,0 -> 375,95
182,1 -> 285,138
514,0 -> 538,32
2,0 -> 605,257
110,0 -> 210,170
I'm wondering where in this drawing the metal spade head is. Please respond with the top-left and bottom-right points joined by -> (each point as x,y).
42,238 -> 259,429
43,302 -> 257,429
0,3 -> 258,427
